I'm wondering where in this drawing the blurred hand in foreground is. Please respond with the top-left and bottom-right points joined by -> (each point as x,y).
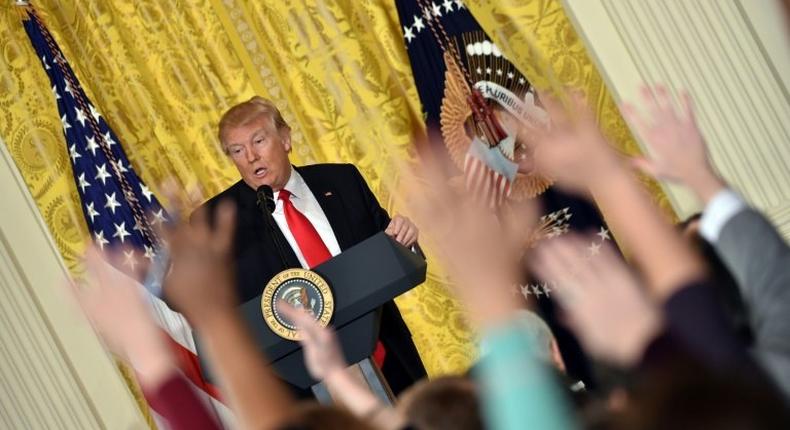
622,86 -> 725,202
531,235 -> 663,367
532,92 -> 623,194
397,150 -> 536,330
69,246 -> 173,388
279,303 -> 347,381
160,199 -> 238,328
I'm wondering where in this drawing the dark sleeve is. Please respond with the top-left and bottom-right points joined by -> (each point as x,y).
663,282 -> 752,370
144,373 -> 221,430
348,164 -> 391,232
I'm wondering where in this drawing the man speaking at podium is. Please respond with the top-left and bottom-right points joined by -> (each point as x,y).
199,96 -> 427,396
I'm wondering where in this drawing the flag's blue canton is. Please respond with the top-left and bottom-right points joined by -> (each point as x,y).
23,11 -> 168,276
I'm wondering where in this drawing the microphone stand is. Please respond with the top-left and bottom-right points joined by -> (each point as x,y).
257,185 -> 290,269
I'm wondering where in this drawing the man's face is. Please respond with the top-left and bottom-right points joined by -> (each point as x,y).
223,114 -> 292,191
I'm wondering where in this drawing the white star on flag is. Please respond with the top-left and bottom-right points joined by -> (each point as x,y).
95,163 -> 111,185
77,172 -> 91,192
143,245 -> 156,262
69,144 -> 81,162
151,208 -> 167,226
104,192 -> 121,214
113,221 -> 131,243
403,25 -> 415,43
103,131 -> 117,148
86,136 -> 100,156
75,108 -> 88,127
114,160 -> 129,174
61,114 -> 71,131
597,227 -> 611,241
122,249 -> 137,271
86,202 -> 100,222
94,230 -> 109,250
413,16 -> 424,32
140,184 -> 154,202
89,104 -> 101,122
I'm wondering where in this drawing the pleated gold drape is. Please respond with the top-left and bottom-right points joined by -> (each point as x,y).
1,0 -> 671,426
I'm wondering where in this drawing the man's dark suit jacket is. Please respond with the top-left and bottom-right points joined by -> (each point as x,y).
200,163 -> 427,396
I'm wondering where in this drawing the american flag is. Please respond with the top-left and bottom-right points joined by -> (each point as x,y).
22,9 -> 233,428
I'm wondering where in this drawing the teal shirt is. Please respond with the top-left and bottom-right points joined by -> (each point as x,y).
477,321 -> 578,430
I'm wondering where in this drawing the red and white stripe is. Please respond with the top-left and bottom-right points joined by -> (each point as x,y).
464,153 -> 512,208
146,295 -> 236,429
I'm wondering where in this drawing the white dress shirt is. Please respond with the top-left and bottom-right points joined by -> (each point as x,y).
272,167 -> 342,268
699,188 -> 747,242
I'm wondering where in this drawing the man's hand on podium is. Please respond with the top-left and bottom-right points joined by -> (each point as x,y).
385,215 -> 419,248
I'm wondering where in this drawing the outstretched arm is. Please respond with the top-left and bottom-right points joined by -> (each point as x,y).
279,304 -> 407,430
534,91 -> 706,301
163,201 -> 294,430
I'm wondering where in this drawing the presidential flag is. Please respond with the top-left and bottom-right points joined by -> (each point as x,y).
22,9 -> 233,428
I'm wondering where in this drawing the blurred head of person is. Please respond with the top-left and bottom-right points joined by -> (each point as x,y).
278,403 -> 375,430
218,96 -> 293,192
397,376 -> 484,430
603,356 -> 789,430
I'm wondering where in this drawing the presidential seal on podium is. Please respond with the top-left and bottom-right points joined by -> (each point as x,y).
261,268 -> 335,341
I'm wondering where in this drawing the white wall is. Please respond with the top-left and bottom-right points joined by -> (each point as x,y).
563,0 -> 790,239
0,136 -> 146,429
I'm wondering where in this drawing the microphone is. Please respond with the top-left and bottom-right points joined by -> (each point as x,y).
256,185 -> 276,214
256,184 -> 288,268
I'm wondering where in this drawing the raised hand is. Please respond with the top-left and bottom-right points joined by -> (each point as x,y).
160,199 -> 238,328
68,246 -> 174,388
531,235 -> 663,366
278,303 -> 347,381
532,91 -> 623,194
622,86 -> 725,202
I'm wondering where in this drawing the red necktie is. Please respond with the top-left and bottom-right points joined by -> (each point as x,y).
278,188 -> 388,368
278,189 -> 332,268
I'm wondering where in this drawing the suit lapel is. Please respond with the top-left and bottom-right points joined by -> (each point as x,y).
237,182 -> 301,270
298,167 -> 356,251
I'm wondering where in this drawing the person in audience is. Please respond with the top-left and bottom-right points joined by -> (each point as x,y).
679,214 -> 753,344
400,150 -> 578,430
397,376 -> 483,430
283,288 -> 566,430
623,85 -> 790,399
526,88 -> 787,423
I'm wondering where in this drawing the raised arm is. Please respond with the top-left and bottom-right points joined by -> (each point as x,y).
623,86 -> 790,397
534,91 -> 706,301
163,201 -> 295,430
70,248 -> 220,430
279,304 -> 407,430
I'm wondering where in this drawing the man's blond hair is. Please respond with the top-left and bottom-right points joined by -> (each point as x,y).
218,96 -> 290,150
